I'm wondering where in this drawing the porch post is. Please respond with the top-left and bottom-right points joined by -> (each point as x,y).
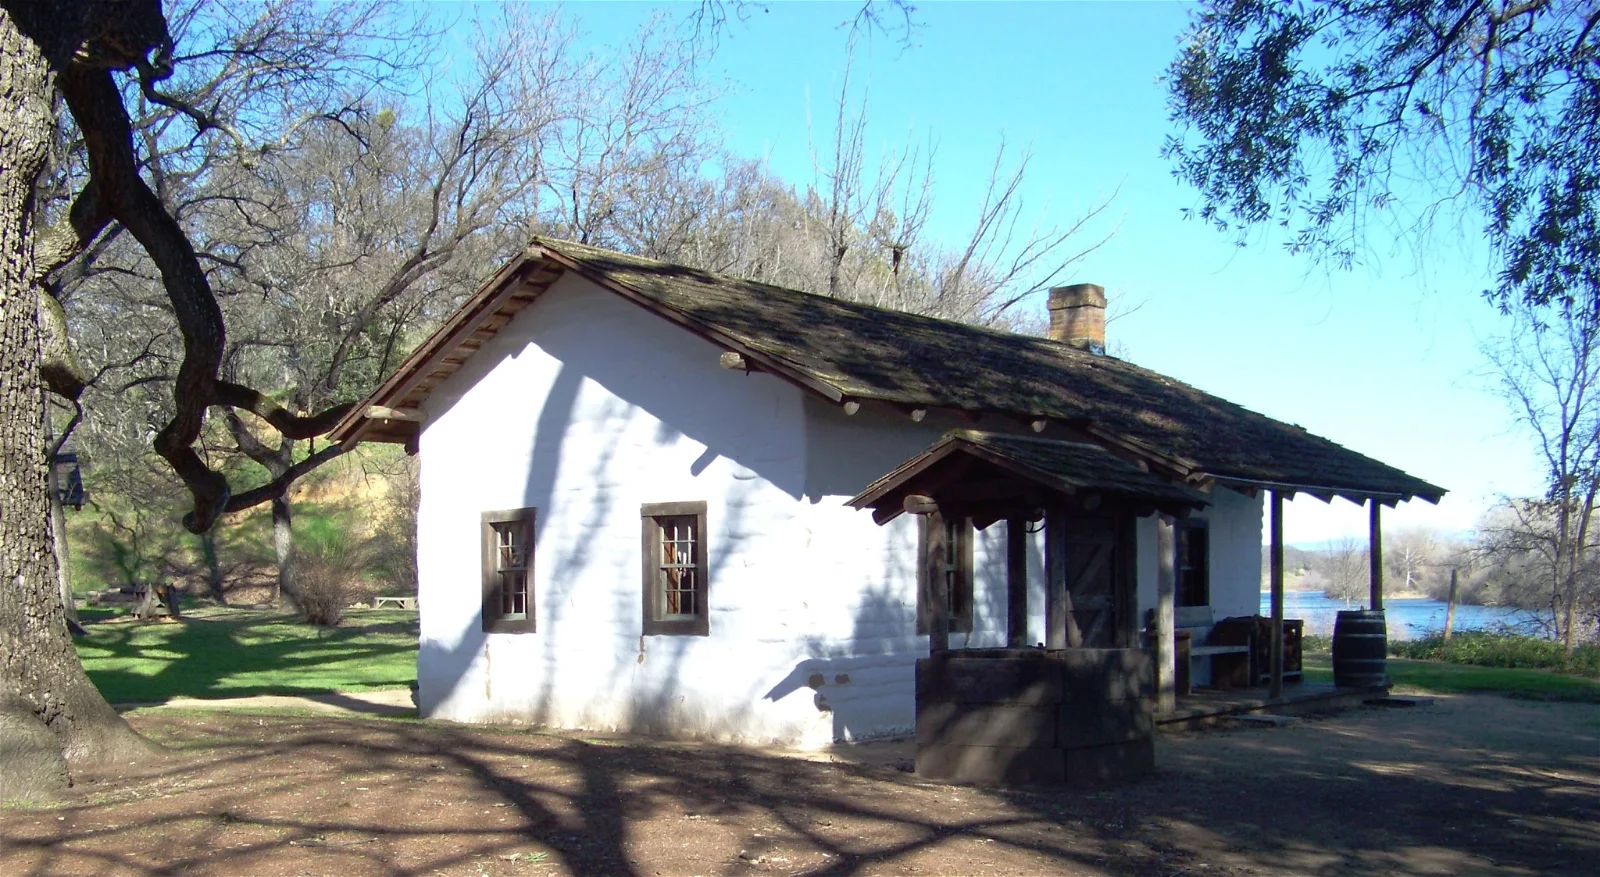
1369,500 -> 1385,611
1269,491 -> 1285,699
1006,516 -> 1028,647
1046,507 -> 1069,649
924,515 -> 949,654
1155,515 -> 1177,714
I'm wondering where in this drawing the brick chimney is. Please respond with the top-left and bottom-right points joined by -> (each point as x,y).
1047,283 -> 1106,353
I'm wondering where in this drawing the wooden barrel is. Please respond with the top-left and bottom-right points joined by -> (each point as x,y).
1332,610 -> 1388,688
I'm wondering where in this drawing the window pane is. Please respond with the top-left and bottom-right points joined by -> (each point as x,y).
501,571 -> 527,617
657,515 -> 699,620
495,522 -> 526,570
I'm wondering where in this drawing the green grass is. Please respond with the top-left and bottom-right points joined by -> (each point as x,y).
75,607 -> 418,703
1391,631 -> 1600,678
1303,650 -> 1600,703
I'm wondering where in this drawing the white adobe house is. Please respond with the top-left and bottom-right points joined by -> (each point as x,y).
330,238 -> 1443,750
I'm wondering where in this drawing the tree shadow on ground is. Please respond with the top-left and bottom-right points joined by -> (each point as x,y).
2,695 -> 1595,876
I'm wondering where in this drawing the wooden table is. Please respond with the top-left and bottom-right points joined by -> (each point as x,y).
373,596 -> 417,610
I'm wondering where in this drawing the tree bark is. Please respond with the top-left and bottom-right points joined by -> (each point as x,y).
1561,483 -> 1596,660
0,8 -> 153,802
272,494 -> 299,609
199,528 -> 226,604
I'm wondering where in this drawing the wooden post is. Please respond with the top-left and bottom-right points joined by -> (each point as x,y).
1046,507 -> 1069,649
1269,491 -> 1285,699
1443,567 -> 1459,642
1006,516 -> 1028,647
1369,501 -> 1385,611
925,515 -> 949,654
1156,515 -> 1177,714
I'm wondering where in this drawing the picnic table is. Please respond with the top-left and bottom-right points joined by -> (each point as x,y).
372,596 -> 417,610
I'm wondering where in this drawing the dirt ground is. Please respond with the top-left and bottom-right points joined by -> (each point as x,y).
2,695 -> 1595,876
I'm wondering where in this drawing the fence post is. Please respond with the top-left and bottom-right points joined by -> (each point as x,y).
1443,567 -> 1459,642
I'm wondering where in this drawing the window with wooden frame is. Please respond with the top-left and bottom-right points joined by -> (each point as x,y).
641,501 -> 709,636
482,507 -> 536,633
917,512 -> 974,634
1176,520 -> 1210,608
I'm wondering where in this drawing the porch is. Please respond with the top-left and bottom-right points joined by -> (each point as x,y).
1157,681 -> 1389,732
848,428 -> 1415,787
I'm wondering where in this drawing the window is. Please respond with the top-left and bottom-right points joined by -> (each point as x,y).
1176,520 -> 1209,608
482,507 -> 536,633
642,501 -> 709,636
917,512 -> 974,634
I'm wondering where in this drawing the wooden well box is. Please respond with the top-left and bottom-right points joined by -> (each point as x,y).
914,648 -> 1155,787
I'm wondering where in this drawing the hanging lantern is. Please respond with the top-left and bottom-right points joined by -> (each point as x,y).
53,452 -> 85,510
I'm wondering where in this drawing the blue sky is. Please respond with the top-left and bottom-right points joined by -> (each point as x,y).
480,1 -> 1537,545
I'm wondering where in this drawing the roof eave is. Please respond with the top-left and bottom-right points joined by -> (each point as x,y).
1206,474 -> 1447,506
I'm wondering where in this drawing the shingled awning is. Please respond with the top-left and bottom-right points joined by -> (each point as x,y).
849,430 -> 1210,527
332,236 -> 1444,505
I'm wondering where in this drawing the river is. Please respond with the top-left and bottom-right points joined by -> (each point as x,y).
1257,590 -> 1534,641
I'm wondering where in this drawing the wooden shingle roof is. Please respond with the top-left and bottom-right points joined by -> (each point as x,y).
333,236 -> 1444,504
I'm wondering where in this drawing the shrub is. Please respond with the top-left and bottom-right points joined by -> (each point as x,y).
294,532 -> 368,628
1391,631 -> 1600,678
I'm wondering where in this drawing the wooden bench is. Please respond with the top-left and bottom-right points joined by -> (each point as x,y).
373,596 -> 417,610
1153,608 -> 1253,693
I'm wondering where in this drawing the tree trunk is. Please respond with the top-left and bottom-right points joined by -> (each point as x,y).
0,9 -> 153,802
1562,485 -> 1597,661
273,494 -> 299,609
199,529 -> 226,604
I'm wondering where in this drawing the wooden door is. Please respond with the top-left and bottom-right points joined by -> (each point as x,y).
1061,513 -> 1126,649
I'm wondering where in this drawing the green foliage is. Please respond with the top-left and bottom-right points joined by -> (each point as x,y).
1301,633 -> 1332,653
74,607 -> 416,703
1166,1 -> 1600,314
1391,631 -> 1600,679
64,445 -> 413,600
72,494 -> 195,590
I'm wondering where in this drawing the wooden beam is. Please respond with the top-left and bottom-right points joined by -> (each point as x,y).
1269,491 -> 1285,699
1156,515 -> 1177,714
1045,507 -> 1069,649
719,351 -> 747,370
925,517 -> 949,655
903,494 -> 938,516
1117,513 -> 1139,648
365,405 -> 425,422
1369,500 -> 1385,610
1007,517 -> 1028,648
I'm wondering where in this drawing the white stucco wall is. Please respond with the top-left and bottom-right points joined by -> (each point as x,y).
414,274 -> 1048,748
412,271 -> 1259,747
